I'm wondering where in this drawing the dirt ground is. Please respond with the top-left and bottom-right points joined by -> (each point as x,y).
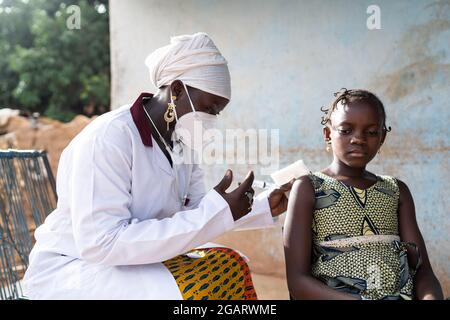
251,273 -> 290,300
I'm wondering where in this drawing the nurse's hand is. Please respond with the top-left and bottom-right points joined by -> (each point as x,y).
214,169 -> 255,221
268,179 -> 295,217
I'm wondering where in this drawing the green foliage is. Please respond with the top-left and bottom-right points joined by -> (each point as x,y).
0,0 -> 110,122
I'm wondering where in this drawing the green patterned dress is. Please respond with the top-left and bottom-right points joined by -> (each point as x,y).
309,172 -> 421,300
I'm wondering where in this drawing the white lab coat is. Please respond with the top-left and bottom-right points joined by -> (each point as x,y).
23,94 -> 276,300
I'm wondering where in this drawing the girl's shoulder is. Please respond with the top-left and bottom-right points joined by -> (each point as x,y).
374,174 -> 400,195
307,171 -> 328,190
307,171 -> 343,192
308,171 -> 400,196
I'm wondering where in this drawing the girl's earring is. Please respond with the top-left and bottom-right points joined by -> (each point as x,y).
326,139 -> 331,152
164,95 -> 177,131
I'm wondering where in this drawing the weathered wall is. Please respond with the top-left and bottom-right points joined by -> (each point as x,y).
109,0 -> 450,297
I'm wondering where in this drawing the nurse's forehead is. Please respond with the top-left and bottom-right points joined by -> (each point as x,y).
330,102 -> 381,125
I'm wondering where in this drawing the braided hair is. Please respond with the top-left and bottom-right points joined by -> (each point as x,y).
321,88 -> 392,133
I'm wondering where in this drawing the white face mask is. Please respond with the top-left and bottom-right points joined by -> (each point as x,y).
173,82 -> 219,155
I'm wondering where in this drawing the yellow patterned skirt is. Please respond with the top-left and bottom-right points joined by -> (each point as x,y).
163,247 -> 257,300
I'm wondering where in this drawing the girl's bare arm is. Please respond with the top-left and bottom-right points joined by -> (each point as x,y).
283,176 -> 359,300
397,179 -> 444,300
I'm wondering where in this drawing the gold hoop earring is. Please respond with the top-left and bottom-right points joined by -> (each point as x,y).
164,95 -> 177,131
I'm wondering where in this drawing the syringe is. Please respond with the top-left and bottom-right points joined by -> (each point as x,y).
252,179 -> 277,190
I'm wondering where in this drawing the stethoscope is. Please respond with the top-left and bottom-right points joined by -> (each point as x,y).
142,99 -> 192,207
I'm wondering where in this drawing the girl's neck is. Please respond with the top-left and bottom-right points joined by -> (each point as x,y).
326,158 -> 368,179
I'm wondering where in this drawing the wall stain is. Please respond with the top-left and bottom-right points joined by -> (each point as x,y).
371,11 -> 450,103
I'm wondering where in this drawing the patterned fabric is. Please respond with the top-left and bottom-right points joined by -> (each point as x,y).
309,172 -> 421,300
163,247 -> 257,300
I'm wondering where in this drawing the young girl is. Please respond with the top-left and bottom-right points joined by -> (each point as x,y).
283,89 -> 443,300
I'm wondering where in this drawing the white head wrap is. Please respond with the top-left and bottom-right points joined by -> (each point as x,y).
145,32 -> 231,100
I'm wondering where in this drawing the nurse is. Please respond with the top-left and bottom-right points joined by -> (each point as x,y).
23,32 -> 290,300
